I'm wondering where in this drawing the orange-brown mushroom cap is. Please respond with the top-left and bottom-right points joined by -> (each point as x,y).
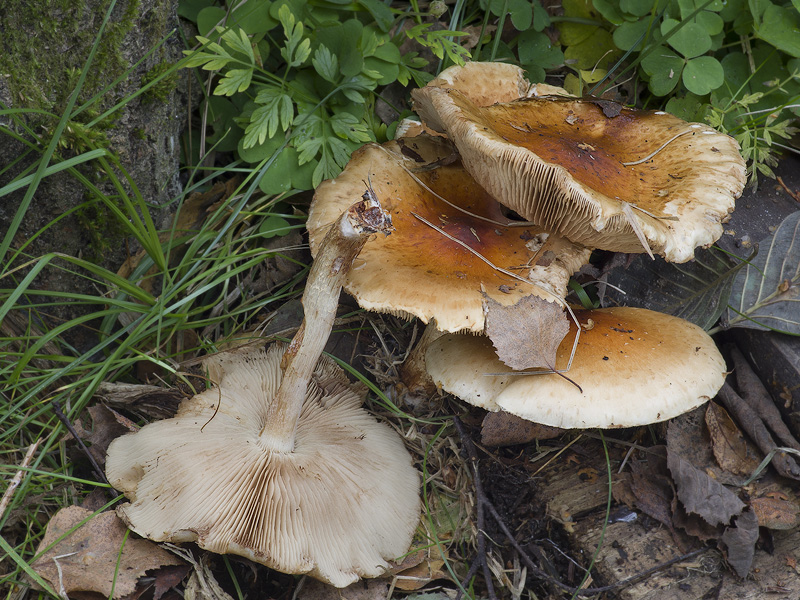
412,85 -> 746,262
307,137 -> 591,333
425,307 -> 726,427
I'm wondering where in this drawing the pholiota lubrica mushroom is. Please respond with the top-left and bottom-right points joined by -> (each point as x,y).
106,197 -> 421,588
412,62 -> 747,263
307,135 -> 591,334
425,306 -> 726,428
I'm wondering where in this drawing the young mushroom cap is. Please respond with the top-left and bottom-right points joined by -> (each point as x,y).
425,307 -> 726,428
307,136 -> 591,333
412,86 -> 746,262
106,344 -> 421,588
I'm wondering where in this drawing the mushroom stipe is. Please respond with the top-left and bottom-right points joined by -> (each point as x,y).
106,196 -> 421,587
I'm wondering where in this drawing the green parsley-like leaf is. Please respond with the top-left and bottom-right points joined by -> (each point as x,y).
330,112 -> 373,143
279,4 -> 311,67
215,68 -> 253,96
312,45 -> 339,83
221,28 -> 255,63
243,88 -> 294,147
183,50 -> 233,70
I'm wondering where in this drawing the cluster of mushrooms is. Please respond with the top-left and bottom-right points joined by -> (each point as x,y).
105,62 -> 747,587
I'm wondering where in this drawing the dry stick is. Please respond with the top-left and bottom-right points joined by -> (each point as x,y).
717,382 -> 800,480
452,415 -> 497,600
730,345 -> 800,452
484,500 -> 708,597
52,401 -> 120,497
453,416 -> 708,597
0,439 -> 41,521
777,176 -> 800,202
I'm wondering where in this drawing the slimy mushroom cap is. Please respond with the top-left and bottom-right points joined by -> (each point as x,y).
425,307 -> 726,427
307,137 -> 591,333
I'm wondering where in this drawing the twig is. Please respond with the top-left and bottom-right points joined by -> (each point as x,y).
52,400 -> 119,497
453,415 -> 497,600
0,439 -> 41,521
777,176 -> 800,202
730,345 -> 800,451
453,414 -> 710,597
717,382 -> 800,480
485,501 -> 709,597
620,130 -> 692,166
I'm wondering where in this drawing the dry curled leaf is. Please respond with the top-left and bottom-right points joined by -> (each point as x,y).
31,506 -> 187,599
667,451 -> 745,528
483,294 -> 568,370
705,401 -> 761,477
629,448 -> 675,530
750,493 -> 800,530
720,508 -> 760,578
481,411 -> 564,446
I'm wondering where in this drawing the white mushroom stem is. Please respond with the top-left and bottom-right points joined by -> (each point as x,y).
260,194 -> 393,452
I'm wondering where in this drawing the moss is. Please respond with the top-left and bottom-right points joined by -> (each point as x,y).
140,61 -> 179,103
0,0 -> 171,117
133,127 -> 147,139
74,195 -> 130,262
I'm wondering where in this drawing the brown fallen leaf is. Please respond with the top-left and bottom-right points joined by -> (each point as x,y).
750,493 -> 800,530
719,508 -> 759,578
481,411 -> 564,446
85,405 -> 138,467
629,447 -> 675,530
483,294 -> 569,371
667,408 -> 742,486
705,401 -> 761,477
671,498 -> 721,543
386,543 -> 450,591
667,450 -> 745,527
31,506 -> 187,600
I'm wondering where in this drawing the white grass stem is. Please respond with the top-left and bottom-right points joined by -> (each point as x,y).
0,439 -> 41,522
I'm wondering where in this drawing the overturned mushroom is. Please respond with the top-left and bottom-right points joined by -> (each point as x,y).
412,64 -> 746,262
106,197 -> 421,587
426,307 -> 726,428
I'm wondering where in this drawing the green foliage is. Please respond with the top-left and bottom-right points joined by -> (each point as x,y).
181,0 -> 469,191
529,0 -> 800,182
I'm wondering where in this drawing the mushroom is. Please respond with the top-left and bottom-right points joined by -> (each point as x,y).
106,197 -> 421,587
412,66 -> 747,262
307,136 -> 591,334
425,306 -> 726,428
394,61 -> 569,139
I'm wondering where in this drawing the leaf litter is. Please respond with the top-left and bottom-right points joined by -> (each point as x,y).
31,506 -> 188,600
483,294 -> 569,371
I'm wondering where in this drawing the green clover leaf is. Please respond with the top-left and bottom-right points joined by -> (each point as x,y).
682,55 -> 724,94
641,45 -> 685,95
661,18 -> 712,58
